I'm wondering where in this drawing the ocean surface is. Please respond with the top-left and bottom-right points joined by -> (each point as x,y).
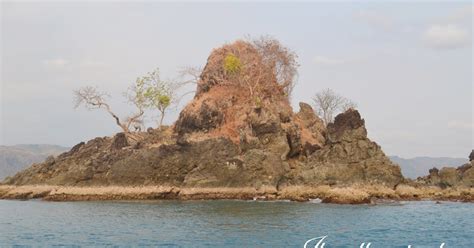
0,200 -> 472,247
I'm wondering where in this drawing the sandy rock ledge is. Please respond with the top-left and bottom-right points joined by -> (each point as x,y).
1,185 -> 472,204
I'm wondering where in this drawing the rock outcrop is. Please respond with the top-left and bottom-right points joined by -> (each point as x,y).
286,109 -> 402,188
418,159 -> 474,188
4,40 -> 404,193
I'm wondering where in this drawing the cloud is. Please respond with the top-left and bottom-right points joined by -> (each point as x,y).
313,56 -> 346,66
41,58 -> 69,68
448,120 -> 474,129
422,25 -> 471,50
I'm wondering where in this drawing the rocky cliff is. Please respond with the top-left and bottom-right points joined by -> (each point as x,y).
4,40 -> 404,190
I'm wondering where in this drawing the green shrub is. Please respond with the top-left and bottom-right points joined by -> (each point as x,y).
223,53 -> 241,74
254,96 -> 262,108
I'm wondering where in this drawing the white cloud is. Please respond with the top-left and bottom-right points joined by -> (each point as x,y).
422,25 -> 471,50
313,56 -> 346,66
41,58 -> 69,68
448,120 -> 474,129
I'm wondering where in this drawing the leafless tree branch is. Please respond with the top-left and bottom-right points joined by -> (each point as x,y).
312,88 -> 358,125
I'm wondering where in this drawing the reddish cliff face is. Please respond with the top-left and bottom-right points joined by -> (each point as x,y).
4,40 -> 404,189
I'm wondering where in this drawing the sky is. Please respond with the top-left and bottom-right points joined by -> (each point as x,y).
0,1 -> 472,158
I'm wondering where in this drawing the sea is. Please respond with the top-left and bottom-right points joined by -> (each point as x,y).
0,199 -> 472,247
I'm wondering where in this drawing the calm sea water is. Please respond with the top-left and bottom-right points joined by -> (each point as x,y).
0,200 -> 472,247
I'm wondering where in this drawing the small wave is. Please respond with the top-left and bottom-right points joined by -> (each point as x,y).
309,198 -> 322,203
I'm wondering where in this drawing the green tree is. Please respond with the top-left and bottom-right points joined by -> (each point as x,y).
136,68 -> 175,128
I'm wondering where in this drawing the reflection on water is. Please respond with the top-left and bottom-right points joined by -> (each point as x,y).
0,200 -> 473,247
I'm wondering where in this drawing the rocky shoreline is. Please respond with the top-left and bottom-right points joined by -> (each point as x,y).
1,185 -> 472,204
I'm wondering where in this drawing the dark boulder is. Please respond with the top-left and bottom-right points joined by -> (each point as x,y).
249,108 -> 281,136
327,109 -> 365,143
174,100 -> 224,135
111,133 -> 129,150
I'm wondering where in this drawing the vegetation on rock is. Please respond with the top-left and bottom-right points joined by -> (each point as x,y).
312,88 -> 357,125
223,53 -> 242,75
74,68 -> 178,134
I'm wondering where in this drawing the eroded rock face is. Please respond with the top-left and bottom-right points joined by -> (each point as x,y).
469,150 -> 474,161
327,109 -> 366,143
291,109 -> 403,188
5,106 -> 403,189
438,167 -> 460,187
461,163 -> 474,187
293,102 -> 326,155
175,99 -> 224,135
249,108 -> 281,136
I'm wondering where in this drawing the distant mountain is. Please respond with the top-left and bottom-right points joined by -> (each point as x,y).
0,144 -> 69,180
389,156 -> 468,179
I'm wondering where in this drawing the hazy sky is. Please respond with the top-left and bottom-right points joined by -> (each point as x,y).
1,2 -> 472,158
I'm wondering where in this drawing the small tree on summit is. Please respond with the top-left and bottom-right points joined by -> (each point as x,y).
176,66 -> 202,103
312,88 -> 357,125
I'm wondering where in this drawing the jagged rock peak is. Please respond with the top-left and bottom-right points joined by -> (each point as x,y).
327,109 -> 367,143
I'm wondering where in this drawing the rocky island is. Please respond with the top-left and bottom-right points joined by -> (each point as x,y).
1,39 -> 473,204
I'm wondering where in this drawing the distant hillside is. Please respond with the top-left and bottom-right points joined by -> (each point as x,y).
0,144 -> 69,180
389,156 -> 468,179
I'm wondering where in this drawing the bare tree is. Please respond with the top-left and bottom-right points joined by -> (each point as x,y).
75,77 -> 147,134
341,99 -> 357,112
176,66 -> 202,102
123,80 -> 147,131
250,35 -> 299,97
312,88 -> 358,125
74,86 -> 131,133
178,66 -> 202,86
